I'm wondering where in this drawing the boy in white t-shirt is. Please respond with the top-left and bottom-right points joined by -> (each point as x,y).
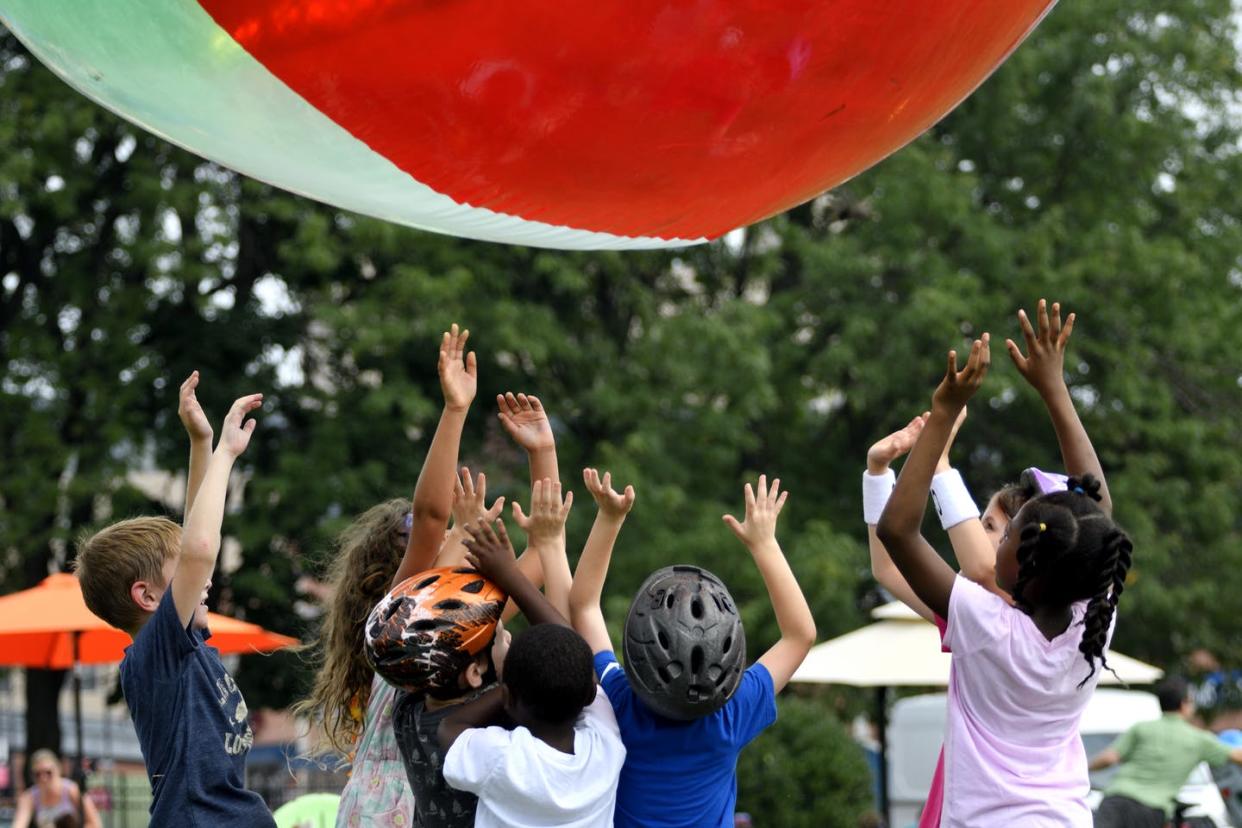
437,519 -> 625,828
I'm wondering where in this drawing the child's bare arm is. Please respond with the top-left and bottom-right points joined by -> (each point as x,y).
934,408 -> 1010,601
437,686 -> 507,752
1006,299 -> 1112,515
724,476 -> 815,693
569,469 -> 635,655
865,414 -> 936,622
392,325 -> 476,590
178,371 -> 214,520
465,519 -> 569,628
511,479 -> 574,619
878,336 -> 990,619
177,393 -> 261,628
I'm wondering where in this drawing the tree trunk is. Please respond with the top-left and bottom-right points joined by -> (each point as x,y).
23,668 -> 67,787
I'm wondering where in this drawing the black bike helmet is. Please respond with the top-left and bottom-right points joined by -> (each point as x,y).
622,564 -> 746,721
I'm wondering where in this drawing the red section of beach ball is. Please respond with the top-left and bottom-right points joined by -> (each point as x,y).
198,0 -> 1054,241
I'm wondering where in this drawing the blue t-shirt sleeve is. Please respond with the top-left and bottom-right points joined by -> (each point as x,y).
126,589 -> 200,683
593,651 -> 630,713
724,663 -> 778,747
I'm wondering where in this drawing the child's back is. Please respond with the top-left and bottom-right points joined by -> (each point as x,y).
441,623 -> 626,828
569,473 -> 816,828
595,652 -> 775,828
120,578 -> 268,825
941,577 -> 1107,825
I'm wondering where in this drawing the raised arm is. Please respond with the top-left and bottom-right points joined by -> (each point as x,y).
877,336 -> 990,620
437,685 -> 507,752
511,479 -> 574,619
392,325 -> 476,589
178,371 -> 214,520
1006,299 -> 1112,515
463,519 -> 569,628
934,408 -> 1009,601
178,393 -> 262,628
724,475 -> 815,693
498,392 -> 560,486
865,414 -> 935,622
569,469 -> 636,654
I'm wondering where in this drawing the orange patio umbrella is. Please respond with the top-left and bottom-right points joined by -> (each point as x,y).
0,573 -> 297,667
0,573 -> 298,770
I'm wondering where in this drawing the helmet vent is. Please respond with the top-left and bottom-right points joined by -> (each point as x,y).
657,630 -> 670,650
414,574 -> 441,590
461,579 -> 486,594
722,635 -> 732,654
412,619 -> 440,632
691,598 -> 704,620
658,661 -> 684,683
434,599 -> 466,611
665,592 -> 676,610
691,646 -> 704,675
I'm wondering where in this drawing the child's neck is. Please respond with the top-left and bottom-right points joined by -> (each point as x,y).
424,693 -> 471,712
1026,603 -> 1074,642
527,721 -> 576,755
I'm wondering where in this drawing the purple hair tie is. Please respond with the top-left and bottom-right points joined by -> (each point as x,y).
1025,467 -> 1069,495
402,512 -> 414,532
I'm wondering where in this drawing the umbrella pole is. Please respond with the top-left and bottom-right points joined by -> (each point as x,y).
73,632 -> 84,787
875,685 -> 889,825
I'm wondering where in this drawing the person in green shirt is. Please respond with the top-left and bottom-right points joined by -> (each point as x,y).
1089,677 -> 1242,827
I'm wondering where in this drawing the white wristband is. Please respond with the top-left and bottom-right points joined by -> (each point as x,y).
931,469 -> 980,529
862,470 -> 896,525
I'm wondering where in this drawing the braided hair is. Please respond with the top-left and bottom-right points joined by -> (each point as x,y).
1008,475 -> 1133,687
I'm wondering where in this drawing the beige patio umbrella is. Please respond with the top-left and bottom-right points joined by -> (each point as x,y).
791,601 -> 1163,820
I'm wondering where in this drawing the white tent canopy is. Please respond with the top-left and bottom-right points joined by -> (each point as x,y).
792,601 -> 1163,687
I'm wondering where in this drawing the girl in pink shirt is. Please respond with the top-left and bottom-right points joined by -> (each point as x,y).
877,302 -> 1133,826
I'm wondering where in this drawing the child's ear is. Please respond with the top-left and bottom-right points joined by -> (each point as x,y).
130,580 -> 160,613
463,656 -> 487,689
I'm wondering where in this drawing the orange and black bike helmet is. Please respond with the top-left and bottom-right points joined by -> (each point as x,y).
364,567 -> 506,697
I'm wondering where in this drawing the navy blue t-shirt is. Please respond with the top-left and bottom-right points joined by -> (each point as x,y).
120,590 -> 274,827
595,651 -> 777,828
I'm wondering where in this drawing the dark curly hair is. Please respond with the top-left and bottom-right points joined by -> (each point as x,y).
504,624 -> 596,726
1008,475 -> 1132,687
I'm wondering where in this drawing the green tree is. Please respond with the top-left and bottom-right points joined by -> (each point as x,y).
736,697 -> 875,827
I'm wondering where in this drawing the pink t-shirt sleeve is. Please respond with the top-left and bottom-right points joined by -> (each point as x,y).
943,575 -> 1011,656
933,614 -> 950,653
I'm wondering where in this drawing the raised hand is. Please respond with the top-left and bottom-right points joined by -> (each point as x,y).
178,371 -> 213,442
439,323 -> 477,412
216,393 -> 262,458
463,519 -> 519,583
583,468 -> 636,519
1006,298 -> 1074,397
932,333 -> 990,414
723,474 -> 788,551
452,468 -> 505,527
511,478 -> 573,544
866,413 -> 929,474
497,392 -> 555,454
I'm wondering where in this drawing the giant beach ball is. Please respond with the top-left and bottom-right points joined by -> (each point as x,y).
0,1 -> 1056,249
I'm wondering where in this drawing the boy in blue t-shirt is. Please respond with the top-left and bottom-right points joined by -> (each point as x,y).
75,375 -> 273,827
569,470 -> 817,828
